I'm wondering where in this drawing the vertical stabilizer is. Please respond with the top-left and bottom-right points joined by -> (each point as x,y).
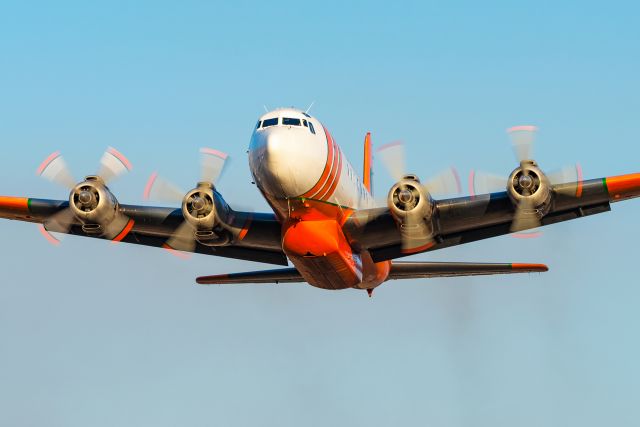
363,132 -> 373,195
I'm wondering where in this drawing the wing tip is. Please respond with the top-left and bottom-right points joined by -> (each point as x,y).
511,263 -> 549,272
605,172 -> 640,201
196,274 -> 228,285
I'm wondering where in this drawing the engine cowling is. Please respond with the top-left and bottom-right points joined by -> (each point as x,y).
387,174 -> 435,242
181,182 -> 232,246
69,176 -> 119,234
507,161 -> 552,216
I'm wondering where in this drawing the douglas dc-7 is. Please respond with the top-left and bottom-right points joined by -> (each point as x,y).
1,108 -> 639,295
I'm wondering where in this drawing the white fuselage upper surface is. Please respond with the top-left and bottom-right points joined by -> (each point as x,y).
248,108 -> 374,218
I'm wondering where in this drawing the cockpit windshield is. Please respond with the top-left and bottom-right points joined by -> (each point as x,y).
262,118 -> 279,128
282,117 -> 301,126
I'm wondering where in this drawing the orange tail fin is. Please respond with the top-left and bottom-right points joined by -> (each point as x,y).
363,132 -> 373,195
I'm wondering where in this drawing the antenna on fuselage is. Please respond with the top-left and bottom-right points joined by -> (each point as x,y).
263,105 -> 270,113
305,101 -> 315,114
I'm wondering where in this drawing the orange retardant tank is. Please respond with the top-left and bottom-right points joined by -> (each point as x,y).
282,219 -> 363,290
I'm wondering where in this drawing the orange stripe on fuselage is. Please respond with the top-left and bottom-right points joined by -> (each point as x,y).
313,128 -> 340,201
301,128 -> 335,198
0,196 -> 29,214
317,141 -> 342,201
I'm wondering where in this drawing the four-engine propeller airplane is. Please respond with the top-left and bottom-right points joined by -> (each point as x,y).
1,108 -> 639,295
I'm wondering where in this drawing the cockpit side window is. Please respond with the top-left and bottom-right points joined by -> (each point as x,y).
282,117 -> 301,126
302,119 -> 308,127
308,122 -> 316,134
262,117 -> 279,128
256,121 -> 261,129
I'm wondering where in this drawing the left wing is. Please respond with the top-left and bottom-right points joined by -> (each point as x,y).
0,197 -> 288,266
346,173 -> 640,262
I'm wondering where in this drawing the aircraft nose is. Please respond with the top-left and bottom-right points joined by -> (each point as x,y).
249,128 -> 292,196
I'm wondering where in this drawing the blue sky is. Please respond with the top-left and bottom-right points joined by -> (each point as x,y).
1,1 -> 639,426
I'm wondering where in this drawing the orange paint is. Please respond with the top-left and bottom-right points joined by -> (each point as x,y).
111,219 -> 135,243
359,250 -> 391,289
318,144 -> 342,201
287,197 -> 353,223
605,173 -> 640,200
282,220 -> 345,256
362,132 -> 372,193
301,128 -> 335,198
401,241 -> 435,255
575,163 -> 583,198
282,219 -> 361,289
0,196 -> 29,214
511,263 -> 548,272
238,215 -> 252,240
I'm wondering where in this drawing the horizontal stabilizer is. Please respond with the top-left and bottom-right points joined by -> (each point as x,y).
389,262 -> 548,280
197,268 -> 303,285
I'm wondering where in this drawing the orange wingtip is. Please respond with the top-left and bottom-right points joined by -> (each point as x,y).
0,196 -> 29,213
511,263 -> 549,272
605,173 -> 640,201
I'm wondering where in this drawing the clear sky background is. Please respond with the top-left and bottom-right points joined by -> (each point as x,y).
1,1 -> 639,426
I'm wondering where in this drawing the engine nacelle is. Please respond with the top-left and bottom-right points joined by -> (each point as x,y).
181,182 -> 232,246
69,176 -> 118,234
507,161 -> 552,216
387,174 -> 435,240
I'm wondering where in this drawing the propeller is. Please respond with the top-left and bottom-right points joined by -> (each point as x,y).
470,126 -> 582,235
144,148 -> 229,255
36,147 -> 133,242
376,141 -> 462,198
376,141 -> 462,253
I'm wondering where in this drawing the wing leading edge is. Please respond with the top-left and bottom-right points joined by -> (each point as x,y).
0,197 -> 288,266
346,172 -> 640,262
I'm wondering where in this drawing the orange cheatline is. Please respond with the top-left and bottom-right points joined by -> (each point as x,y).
301,127 -> 334,198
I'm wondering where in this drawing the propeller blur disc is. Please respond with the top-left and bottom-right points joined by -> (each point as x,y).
507,125 -> 537,163
376,141 -> 406,183
37,151 -> 76,190
423,167 -> 461,197
166,221 -> 197,253
200,148 -> 229,185
98,147 -> 132,184
143,172 -> 185,204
